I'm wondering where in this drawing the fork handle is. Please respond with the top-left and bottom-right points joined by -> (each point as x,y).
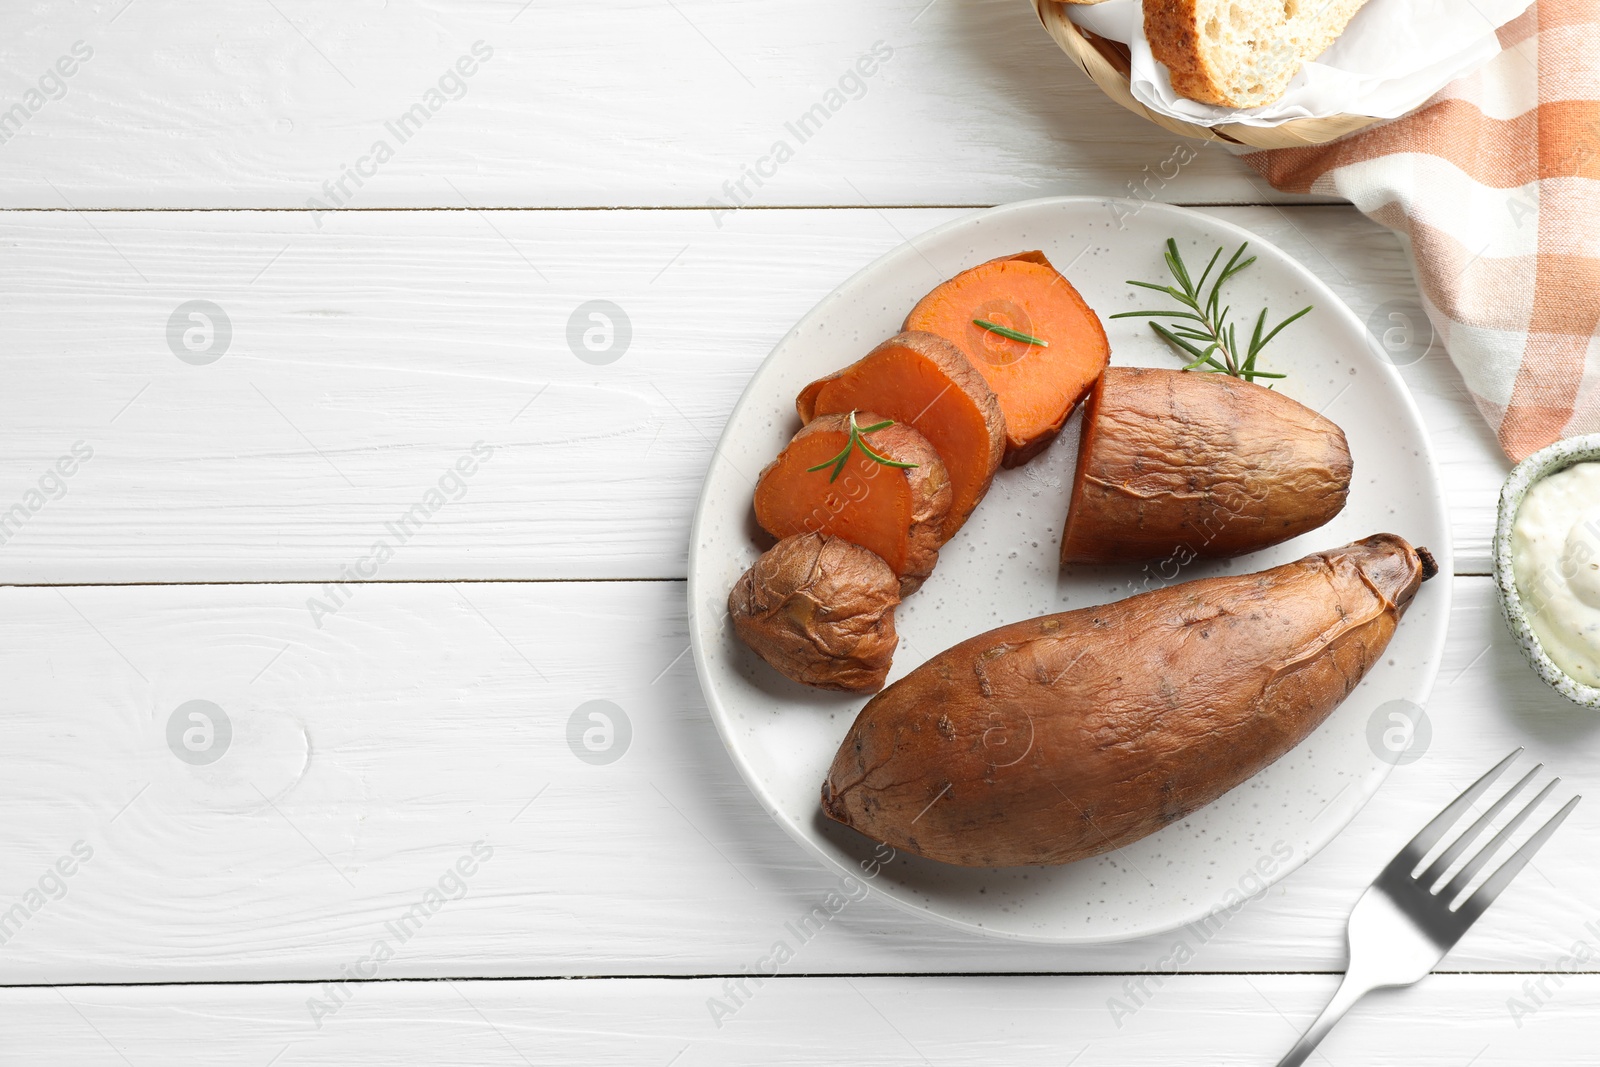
1274,970 -> 1375,1067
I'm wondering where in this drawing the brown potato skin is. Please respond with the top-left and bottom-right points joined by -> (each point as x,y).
1061,367 -> 1352,565
822,534 -> 1433,867
730,533 -> 901,693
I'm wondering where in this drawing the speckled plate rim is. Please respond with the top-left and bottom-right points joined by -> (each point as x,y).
1493,433 -> 1600,707
686,196 -> 1452,944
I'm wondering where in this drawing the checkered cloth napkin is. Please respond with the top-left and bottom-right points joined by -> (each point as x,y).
1243,1 -> 1596,461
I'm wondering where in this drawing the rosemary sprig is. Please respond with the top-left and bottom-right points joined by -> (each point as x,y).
1109,238 -> 1311,383
805,410 -> 919,483
973,318 -> 1049,348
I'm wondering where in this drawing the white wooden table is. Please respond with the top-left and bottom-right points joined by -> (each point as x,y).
1,2 -> 1595,1063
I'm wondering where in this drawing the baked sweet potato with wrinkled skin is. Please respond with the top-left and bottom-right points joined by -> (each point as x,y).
822,534 -> 1436,868
1061,367 -> 1352,565
798,332 -> 1005,541
755,412 -> 951,597
729,533 -> 901,693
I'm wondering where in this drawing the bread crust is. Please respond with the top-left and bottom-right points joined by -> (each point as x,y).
1146,0 -> 1212,102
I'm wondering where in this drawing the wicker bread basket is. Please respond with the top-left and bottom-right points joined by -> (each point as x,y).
1031,0 -> 1383,149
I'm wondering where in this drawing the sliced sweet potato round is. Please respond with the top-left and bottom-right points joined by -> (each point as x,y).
754,412 -> 951,596
1060,367 -> 1353,565
904,251 -> 1111,467
728,533 -> 901,693
797,331 -> 1003,541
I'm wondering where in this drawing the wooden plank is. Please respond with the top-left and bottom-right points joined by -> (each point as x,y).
0,0 -> 1319,209
0,575 -> 1590,983
3,974 -> 1594,1064
0,204 -> 1500,584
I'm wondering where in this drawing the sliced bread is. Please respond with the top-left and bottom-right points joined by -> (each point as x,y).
1145,0 -> 1369,108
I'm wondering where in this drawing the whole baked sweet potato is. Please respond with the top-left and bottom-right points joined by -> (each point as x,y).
1060,367 -> 1352,565
729,533 -> 901,693
822,534 -> 1436,868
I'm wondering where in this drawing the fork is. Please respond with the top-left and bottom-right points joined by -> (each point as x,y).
1276,749 -> 1580,1067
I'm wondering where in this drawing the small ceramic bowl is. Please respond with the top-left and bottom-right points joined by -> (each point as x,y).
1494,432 -> 1600,707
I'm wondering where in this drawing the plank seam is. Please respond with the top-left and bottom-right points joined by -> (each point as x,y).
0,577 -> 688,589
0,201 -> 1347,214
1,968 -> 1584,990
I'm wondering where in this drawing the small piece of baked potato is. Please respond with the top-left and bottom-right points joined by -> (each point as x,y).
728,533 -> 902,693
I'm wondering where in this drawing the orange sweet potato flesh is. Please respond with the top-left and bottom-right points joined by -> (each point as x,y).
754,413 -> 952,597
1061,367 -> 1353,566
822,534 -> 1436,868
797,332 -> 1004,541
904,251 -> 1110,467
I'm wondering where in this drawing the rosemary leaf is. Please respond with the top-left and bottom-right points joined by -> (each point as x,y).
1108,309 -> 1206,322
1119,238 -> 1311,382
1257,305 -> 1314,351
1150,323 -> 1212,361
805,411 -> 920,483
972,318 -> 1049,348
1193,246 -> 1224,294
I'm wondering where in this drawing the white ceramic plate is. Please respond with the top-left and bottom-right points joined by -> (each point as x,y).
686,197 -> 1452,943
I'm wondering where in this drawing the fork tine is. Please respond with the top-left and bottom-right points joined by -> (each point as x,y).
1440,779 -> 1559,904
1455,795 -> 1581,924
1417,765 -> 1541,888
1402,748 -> 1522,858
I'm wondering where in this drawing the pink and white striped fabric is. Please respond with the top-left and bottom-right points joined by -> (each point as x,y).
1244,1 -> 1600,461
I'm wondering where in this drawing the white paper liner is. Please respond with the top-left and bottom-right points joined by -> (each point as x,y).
1065,0 -> 1533,127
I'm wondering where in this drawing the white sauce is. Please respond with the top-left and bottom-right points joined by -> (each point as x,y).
1512,461 -> 1600,685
